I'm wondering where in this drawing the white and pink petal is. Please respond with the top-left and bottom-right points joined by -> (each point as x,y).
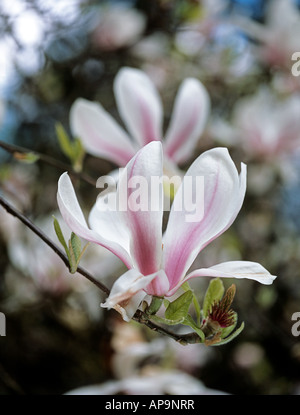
118,141 -> 164,276
70,98 -> 137,166
162,147 -> 247,291
174,261 -> 277,296
57,172 -> 133,268
114,67 -> 163,147
164,78 -> 210,165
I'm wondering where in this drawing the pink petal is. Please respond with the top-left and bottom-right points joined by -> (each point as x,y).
164,78 -> 210,165
70,98 -> 137,166
57,172 -> 133,268
145,269 -> 170,297
118,141 -> 164,276
162,148 -> 247,292
114,67 -> 163,146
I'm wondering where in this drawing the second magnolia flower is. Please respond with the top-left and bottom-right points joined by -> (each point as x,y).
70,66 -> 210,170
57,142 -> 276,321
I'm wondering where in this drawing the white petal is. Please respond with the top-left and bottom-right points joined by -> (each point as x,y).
89,191 -> 131,256
114,67 -> 163,146
163,148 -> 247,292
164,78 -> 210,164
57,172 -> 133,268
181,261 -> 277,292
70,98 -> 136,166
101,268 -> 157,321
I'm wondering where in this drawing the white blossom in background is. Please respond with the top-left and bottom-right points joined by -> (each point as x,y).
70,67 -> 210,176
65,370 -> 228,395
233,0 -> 300,91
210,86 -> 300,185
91,4 -> 146,51
65,320 -> 224,395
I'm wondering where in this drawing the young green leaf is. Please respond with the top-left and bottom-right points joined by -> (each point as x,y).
146,296 -> 163,315
183,315 -> 205,342
211,322 -> 245,346
70,232 -> 81,263
55,122 -> 74,160
149,314 -> 185,326
202,278 -> 225,318
165,290 -> 193,321
53,216 -> 70,261
13,152 -> 39,164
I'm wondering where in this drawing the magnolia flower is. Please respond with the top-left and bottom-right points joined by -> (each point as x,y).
70,67 -> 210,172
232,88 -> 300,160
211,87 -> 300,162
57,142 -> 276,321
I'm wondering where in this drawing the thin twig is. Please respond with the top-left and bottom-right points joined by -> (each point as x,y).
0,140 -> 96,187
0,195 -> 109,295
0,194 -> 200,345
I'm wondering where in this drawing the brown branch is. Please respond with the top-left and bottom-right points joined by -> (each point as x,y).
0,194 -> 201,345
0,195 -> 109,295
0,140 -> 96,187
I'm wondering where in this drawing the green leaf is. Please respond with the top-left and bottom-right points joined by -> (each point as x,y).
211,322 -> 245,346
53,216 -> 70,259
181,281 -> 201,326
68,238 -> 77,273
146,296 -> 163,315
165,290 -> 193,321
149,314 -> 185,326
183,315 -> 205,342
72,137 -> 85,172
13,152 -> 40,164
55,123 -> 85,172
56,122 -> 74,160
70,232 -> 81,263
202,278 -> 225,318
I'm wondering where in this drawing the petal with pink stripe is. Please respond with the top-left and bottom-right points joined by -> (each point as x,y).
114,67 -> 163,146
164,78 -> 210,165
70,98 -> 137,166
162,147 -> 247,292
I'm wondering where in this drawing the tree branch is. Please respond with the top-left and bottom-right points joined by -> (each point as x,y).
0,140 -> 96,187
0,195 -> 109,295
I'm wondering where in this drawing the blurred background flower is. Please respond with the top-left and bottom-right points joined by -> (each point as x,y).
1,0 -> 300,395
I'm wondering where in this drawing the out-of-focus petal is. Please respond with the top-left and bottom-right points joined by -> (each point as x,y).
70,98 -> 136,166
118,141 -> 164,276
163,148 -> 247,292
164,78 -> 210,164
114,67 -> 163,146
57,172 -> 133,268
